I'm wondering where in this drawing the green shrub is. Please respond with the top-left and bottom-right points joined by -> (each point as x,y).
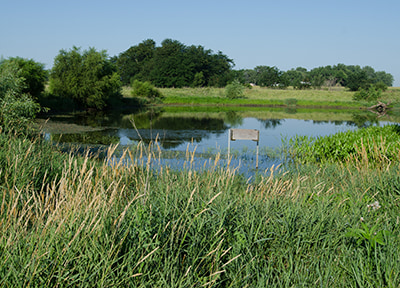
353,85 -> 382,102
0,60 -> 41,133
225,79 -> 245,99
4,57 -> 48,99
374,81 -> 388,92
131,79 -> 163,100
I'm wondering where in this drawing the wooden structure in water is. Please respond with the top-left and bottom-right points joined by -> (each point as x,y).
228,129 -> 260,169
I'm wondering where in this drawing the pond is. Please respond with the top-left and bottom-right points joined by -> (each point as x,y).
37,106 -> 398,177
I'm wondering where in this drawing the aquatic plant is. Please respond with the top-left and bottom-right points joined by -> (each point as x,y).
284,124 -> 400,166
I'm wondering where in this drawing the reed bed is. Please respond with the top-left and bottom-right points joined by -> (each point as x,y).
284,124 -> 400,166
1,130 -> 399,287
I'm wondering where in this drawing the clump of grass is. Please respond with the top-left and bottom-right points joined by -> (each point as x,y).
284,124 -> 400,166
0,132 -> 69,191
1,130 -> 400,286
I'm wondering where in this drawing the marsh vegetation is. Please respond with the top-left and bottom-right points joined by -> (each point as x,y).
1,121 -> 400,286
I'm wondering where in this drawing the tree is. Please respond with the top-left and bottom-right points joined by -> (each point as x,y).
114,39 -> 156,85
375,71 -> 393,87
362,66 -> 376,82
241,69 -> 257,84
0,59 -> 41,132
49,47 -> 122,110
311,75 -> 324,89
150,39 -> 190,87
303,64 -> 393,91
4,57 -> 47,99
346,70 -> 370,91
114,39 -> 234,88
253,66 -> 284,87
206,51 -> 234,87
283,67 -> 309,88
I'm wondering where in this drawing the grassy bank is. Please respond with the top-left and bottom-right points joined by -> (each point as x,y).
1,126 -> 400,287
285,124 -> 400,164
41,85 -> 400,114
121,86 -> 400,109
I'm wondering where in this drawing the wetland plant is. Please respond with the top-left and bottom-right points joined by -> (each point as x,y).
1,127 -> 399,287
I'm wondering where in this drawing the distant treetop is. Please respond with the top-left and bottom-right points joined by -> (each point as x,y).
235,63 -> 394,90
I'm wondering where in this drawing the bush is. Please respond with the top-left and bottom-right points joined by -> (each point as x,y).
225,79 -> 245,99
4,57 -> 48,99
131,80 -> 163,99
49,47 -> 122,110
0,60 -> 41,133
1,93 -> 41,133
374,81 -> 388,92
353,85 -> 382,102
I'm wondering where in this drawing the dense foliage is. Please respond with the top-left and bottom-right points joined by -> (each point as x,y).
353,85 -> 382,102
1,57 -> 48,99
285,124 -> 400,164
236,64 -> 394,90
131,79 -> 163,100
49,47 -> 122,110
0,59 -> 41,133
239,65 -> 288,88
114,39 -> 234,88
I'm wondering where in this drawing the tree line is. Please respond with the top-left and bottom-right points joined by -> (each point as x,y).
0,39 -> 395,124
234,64 -> 394,91
112,39 -> 392,91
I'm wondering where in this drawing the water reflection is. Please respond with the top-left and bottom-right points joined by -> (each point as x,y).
40,107 -> 398,153
260,119 -> 284,129
349,113 -> 380,128
38,107 -> 400,178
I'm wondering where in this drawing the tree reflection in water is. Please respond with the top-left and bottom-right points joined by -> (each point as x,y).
40,108 -> 397,152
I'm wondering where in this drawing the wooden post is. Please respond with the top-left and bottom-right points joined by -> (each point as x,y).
228,129 -> 260,169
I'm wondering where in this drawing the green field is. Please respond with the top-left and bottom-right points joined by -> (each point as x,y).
121,85 -> 400,110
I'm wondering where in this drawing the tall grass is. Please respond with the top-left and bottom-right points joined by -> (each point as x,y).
1,130 -> 400,287
284,124 -> 400,166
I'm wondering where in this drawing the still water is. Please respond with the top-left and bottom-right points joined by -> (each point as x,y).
38,107 -> 397,176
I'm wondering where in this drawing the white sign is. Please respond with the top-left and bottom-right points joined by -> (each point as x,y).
230,129 -> 259,141
228,129 -> 260,169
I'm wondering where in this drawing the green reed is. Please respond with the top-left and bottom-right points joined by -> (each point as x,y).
0,129 -> 399,287
284,124 -> 400,166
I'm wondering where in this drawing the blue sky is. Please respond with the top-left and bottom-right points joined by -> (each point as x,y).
2,0 -> 399,86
